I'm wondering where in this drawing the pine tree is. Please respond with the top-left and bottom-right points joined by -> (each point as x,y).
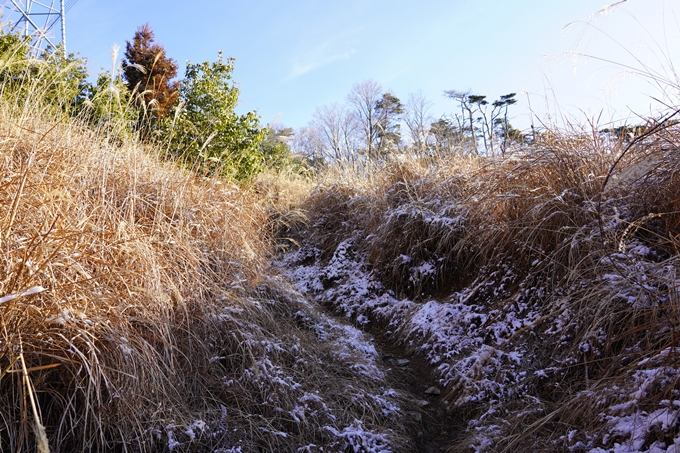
374,92 -> 404,154
122,23 -> 179,121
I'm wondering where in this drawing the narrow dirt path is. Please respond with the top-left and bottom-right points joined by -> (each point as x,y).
366,330 -> 464,453
275,253 -> 464,451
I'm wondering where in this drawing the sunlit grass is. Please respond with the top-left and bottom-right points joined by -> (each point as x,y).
0,43 -> 412,452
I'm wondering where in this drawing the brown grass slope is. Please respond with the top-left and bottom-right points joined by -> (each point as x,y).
0,104 -> 413,451
284,122 -> 680,451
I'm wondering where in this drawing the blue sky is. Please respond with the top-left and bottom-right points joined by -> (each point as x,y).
21,1 -> 680,131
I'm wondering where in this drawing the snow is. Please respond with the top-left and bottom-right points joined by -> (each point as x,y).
596,406 -> 680,452
210,271 -> 404,450
165,424 -> 180,451
408,261 -> 436,285
324,420 -> 394,453
184,419 -> 206,440
280,233 -> 680,451
0,285 -> 45,304
277,185 -> 680,451
280,241 -> 532,407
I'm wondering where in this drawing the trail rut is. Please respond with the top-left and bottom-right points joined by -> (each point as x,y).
370,331 -> 464,452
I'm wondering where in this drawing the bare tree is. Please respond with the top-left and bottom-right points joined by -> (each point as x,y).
292,126 -> 325,168
347,79 -> 383,158
312,103 -> 344,161
310,103 -> 360,163
403,91 -> 433,156
444,90 -> 477,154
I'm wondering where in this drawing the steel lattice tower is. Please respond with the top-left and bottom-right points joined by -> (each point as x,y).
1,0 -> 75,55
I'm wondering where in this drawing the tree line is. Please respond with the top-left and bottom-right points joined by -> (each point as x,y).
0,23 -> 295,181
0,21 -> 527,179
292,79 -> 524,168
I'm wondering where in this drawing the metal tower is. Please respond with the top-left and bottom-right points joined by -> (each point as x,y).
1,0 -> 76,55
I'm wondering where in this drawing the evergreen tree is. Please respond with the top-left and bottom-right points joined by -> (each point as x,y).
164,51 -> 267,180
122,23 -> 179,122
261,125 -> 293,168
39,45 -> 90,114
347,80 -> 404,159
0,31 -> 88,116
429,118 -> 459,156
374,92 -> 404,154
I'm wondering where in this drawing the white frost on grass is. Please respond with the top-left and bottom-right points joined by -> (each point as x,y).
280,240 -> 532,407
585,403 -> 680,453
409,260 -> 436,285
404,300 -> 486,361
324,419 -> 393,453
279,217 -> 680,451
184,419 -> 206,440
0,285 -> 46,304
165,424 -> 180,451
213,268 -> 403,449
329,321 -> 384,380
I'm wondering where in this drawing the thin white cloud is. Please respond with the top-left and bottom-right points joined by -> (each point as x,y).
286,40 -> 356,81
380,66 -> 413,85
287,48 -> 356,81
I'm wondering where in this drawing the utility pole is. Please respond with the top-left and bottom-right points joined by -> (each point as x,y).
1,0 -> 73,55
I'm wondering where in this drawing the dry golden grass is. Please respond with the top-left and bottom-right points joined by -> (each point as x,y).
251,169 -> 315,251
0,101 -> 265,451
0,97 -> 413,451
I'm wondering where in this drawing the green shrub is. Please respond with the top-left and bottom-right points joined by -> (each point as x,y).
0,30 -> 89,118
162,51 -> 267,180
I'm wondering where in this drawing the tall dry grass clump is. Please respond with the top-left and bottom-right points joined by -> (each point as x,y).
0,103 -> 264,450
285,118 -> 680,451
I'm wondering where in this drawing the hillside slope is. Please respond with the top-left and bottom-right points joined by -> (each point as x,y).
4,69 -> 680,453
280,125 -> 680,452
0,108 -> 421,452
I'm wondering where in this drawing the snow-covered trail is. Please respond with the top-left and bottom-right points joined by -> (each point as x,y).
275,247 -> 467,452
371,330 -> 464,452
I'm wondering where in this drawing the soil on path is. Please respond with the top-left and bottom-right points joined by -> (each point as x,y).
366,329 -> 465,453
276,255 -> 465,451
